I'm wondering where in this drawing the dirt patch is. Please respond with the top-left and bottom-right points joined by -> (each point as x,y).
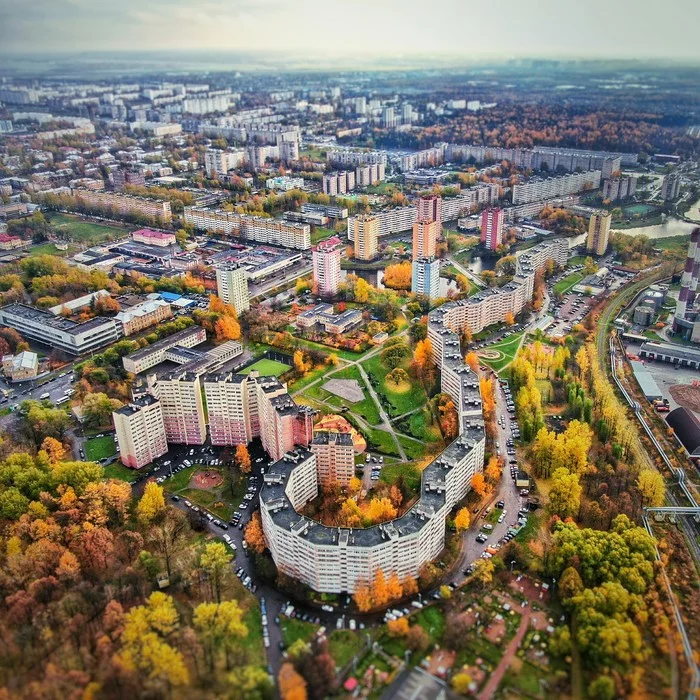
190,469 -> 224,489
322,378 -> 365,403
669,383 -> 700,413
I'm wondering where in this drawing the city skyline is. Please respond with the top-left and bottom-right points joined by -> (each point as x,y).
1,0 -> 698,60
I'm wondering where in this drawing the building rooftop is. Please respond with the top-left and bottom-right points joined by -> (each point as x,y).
0,303 -> 116,336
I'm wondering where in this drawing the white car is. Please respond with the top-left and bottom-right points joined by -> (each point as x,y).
349,619 -> 356,630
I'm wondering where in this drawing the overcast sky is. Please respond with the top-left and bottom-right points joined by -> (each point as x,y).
1,0 -> 698,59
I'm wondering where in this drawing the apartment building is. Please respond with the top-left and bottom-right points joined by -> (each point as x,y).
312,236 -> 342,297
0,304 -> 120,356
511,171 -> 601,205
602,176 -> 637,202
116,298 -> 172,336
480,207 -> 504,250
587,211 -> 612,256
310,431 -> 355,486
412,257 -> 441,299
352,215 -> 379,261
215,264 -> 250,313
183,207 -> 311,250
661,172 -> 682,201
326,149 -> 387,167
601,156 -> 622,180
122,325 -> 207,373
70,188 -> 172,223
112,168 -> 145,191
113,395 -> 168,469
417,195 -> 442,226
131,228 -> 176,247
155,371 -> 207,445
412,219 -> 439,260
296,303 -> 363,334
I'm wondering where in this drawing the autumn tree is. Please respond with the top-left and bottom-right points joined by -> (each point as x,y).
279,662 -> 307,700
454,507 -> 471,532
137,482 -> 166,525
387,617 -> 410,637
200,541 -> 233,603
636,470 -> 665,508
383,261 -> 412,290
244,511 -> 267,554
40,436 -> 65,463
471,472 -> 489,498
465,351 -> 479,372
472,558 -> 495,588
235,444 -> 252,474
505,311 -> 516,326
194,600 -> 247,671
548,468 -> 582,519
353,581 -> 373,612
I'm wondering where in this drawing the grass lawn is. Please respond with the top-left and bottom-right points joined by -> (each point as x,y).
49,212 -> 128,244
365,182 -> 397,195
164,465 -> 198,491
27,242 -> 79,257
363,426 -> 400,457
103,461 -> 140,482
240,600 -> 265,660
480,332 -> 525,373
553,271 -> 584,296
407,407 -> 442,443
84,435 -> 117,461
397,434 -> 430,460
287,363 -> 331,393
281,618 -> 318,647
362,354 -> 428,418
240,358 -> 290,377
310,226 -> 337,245
302,365 -> 382,425
328,629 -> 367,668
380,461 -> 421,491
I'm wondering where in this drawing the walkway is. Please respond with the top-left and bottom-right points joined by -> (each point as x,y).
478,610 -> 531,700
447,255 -> 486,288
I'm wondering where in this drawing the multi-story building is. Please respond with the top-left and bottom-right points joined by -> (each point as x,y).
131,228 -> 177,247
312,236 -> 342,298
661,172 -> 682,201
587,211 -> 612,256
296,304 -> 363,334
215,264 -> 250,314
480,207 -> 504,250
155,371 -> 207,445
112,395 -> 168,469
1,351 -> 38,381
412,219 -> 439,260
602,176 -> 637,202
204,149 -> 245,178
116,298 -> 172,336
122,326 -> 207,373
601,157 -> 622,180
352,215 -> 379,261
70,188 -> 172,224
310,431 -> 355,487
511,171 -> 601,205
412,257 -> 441,299
265,176 -> 304,191
326,149 -> 387,167
417,195 -> 442,226
0,304 -> 120,356
183,208 -> 311,250
112,168 -> 145,191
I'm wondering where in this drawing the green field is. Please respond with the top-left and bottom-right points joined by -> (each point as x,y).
281,618 -> 318,648
310,226 -> 337,245
84,435 -> 117,461
49,213 -> 128,244
380,461 -> 421,491
103,461 -> 140,482
480,332 -> 525,373
239,358 -> 290,377
27,242 -> 79,257
553,271 -> 584,295
361,354 -> 428,418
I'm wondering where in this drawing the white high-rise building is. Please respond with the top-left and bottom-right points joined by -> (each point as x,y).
215,264 -> 250,313
204,149 -> 244,178
112,395 -> 168,469
156,372 -> 207,445
412,257 -> 441,299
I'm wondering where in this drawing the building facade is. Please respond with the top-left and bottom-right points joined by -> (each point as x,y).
215,264 -> 251,314
310,431 -> 355,487
70,188 -> 172,223
353,215 -> 379,261
113,395 -> 168,469
156,371 -> 207,445
116,299 -> 172,336
587,211 -> 612,256
412,257 -> 441,299
412,219 -> 439,260
312,236 -> 342,297
480,207 -> 504,250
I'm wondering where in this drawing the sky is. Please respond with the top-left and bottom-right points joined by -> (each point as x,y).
1,0 -> 698,60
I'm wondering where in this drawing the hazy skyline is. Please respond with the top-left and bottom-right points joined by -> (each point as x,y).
1,0 -> 699,60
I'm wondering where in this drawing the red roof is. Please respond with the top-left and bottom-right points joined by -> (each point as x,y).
132,228 -> 174,240
0,234 -> 19,243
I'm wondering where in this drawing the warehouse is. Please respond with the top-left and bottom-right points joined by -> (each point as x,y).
629,360 -> 664,401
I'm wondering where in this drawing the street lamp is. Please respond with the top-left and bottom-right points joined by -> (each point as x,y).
510,559 -> 516,573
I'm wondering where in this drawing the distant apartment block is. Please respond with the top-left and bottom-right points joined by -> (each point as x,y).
312,236 -> 342,297
156,371 -> 207,445
266,176 -> 304,191
417,195 -> 442,226
352,215 -> 379,261
661,172 -> 682,201
587,211 -> 612,256
70,188 -> 172,223
480,207 -> 504,250
0,304 -> 120,356
310,431 -> 355,486
412,219 -> 439,260
215,264 -> 250,314
204,148 -> 245,178
326,149 -> 387,167
184,207 -> 311,250
112,168 -> 146,191
511,171 -> 601,205
301,203 -> 348,220
412,257 -> 441,299
113,395 -> 168,469
602,176 -> 637,202
601,157 -> 622,180
2,351 -> 39,381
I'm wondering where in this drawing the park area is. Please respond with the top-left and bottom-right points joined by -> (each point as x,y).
84,435 -> 116,461
552,271 -> 584,296
48,212 -> 129,244
239,358 -> 290,377
478,332 -> 525,373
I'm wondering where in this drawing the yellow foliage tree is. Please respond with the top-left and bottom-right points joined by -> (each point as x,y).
366,497 -> 398,524
137,482 -> 166,525
41,436 -> 66,463
244,512 -> 267,554
387,617 -> 410,637
278,662 -> 307,700
465,352 -> 479,372
454,507 -> 471,532
353,581 -> 373,612
235,444 -> 252,474
471,472 -> 489,498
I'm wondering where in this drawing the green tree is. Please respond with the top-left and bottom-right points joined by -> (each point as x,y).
193,600 -> 248,672
199,541 -> 232,603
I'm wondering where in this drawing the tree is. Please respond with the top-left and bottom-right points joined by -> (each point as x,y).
472,558 -> 495,588
386,367 -> 409,386
353,581 -> 373,612
471,472 -> 489,498
465,351 -> 479,372
40,436 -> 65,463
636,470 -> 665,507
215,315 -> 241,341
588,676 -> 616,700
194,600 -> 247,671
485,456 -> 501,484
383,261 -> 412,290
200,542 -> 233,603
81,392 -> 123,429
371,569 -> 390,607
366,497 -> 397,524
452,673 -> 473,695
406,625 -> 429,652
137,482 -> 166,525
235,444 -> 252,474
227,666 -> 274,700
505,311 -> 516,326
439,585 -> 452,599
402,576 -> 419,596
244,512 -> 267,554
387,617 -> 409,637
454,507 -> 471,532
548,468 -> 582,519
278,662 -> 307,700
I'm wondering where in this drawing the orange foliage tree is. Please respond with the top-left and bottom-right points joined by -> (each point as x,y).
383,261 -> 412,290
244,512 -> 267,554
